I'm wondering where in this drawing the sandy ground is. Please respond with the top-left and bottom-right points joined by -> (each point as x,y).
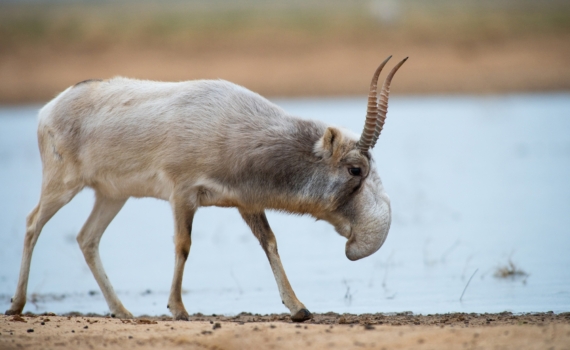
1,312 -> 569,350
1,34 -> 569,104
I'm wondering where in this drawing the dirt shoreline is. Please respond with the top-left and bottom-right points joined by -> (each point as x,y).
1,34 -> 569,104
2,312 -> 569,349
2,1 -> 570,103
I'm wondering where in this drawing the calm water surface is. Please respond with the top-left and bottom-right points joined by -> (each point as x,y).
1,94 -> 569,316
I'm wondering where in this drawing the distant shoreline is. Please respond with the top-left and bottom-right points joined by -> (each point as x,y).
1,0 -> 569,104
1,34 -> 569,104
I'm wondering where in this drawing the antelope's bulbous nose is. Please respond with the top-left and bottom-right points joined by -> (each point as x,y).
344,198 -> 391,261
345,227 -> 388,261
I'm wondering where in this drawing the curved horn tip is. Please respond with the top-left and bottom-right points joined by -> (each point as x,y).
376,55 -> 392,70
385,56 -> 409,80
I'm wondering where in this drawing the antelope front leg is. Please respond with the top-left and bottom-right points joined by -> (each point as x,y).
167,196 -> 196,321
239,209 -> 312,322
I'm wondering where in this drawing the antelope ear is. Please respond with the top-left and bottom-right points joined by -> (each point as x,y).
314,127 -> 343,159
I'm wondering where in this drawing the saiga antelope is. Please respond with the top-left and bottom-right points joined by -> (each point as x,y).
6,56 -> 407,322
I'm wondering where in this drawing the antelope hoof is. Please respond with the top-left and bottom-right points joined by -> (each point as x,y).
291,309 -> 313,323
5,309 -> 22,316
110,310 -> 134,319
173,311 -> 190,321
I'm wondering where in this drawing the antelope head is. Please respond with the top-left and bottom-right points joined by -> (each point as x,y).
315,56 -> 407,261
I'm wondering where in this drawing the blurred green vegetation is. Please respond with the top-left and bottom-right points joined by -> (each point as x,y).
1,0 -> 569,52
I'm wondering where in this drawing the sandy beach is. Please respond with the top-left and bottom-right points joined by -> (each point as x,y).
1,312 -> 569,349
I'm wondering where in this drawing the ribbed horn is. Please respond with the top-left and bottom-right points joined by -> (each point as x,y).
357,55 -> 392,153
369,57 -> 408,149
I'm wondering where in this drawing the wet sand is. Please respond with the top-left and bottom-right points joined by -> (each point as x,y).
1,312 -> 569,349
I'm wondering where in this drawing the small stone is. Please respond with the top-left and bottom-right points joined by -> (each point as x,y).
27,329 -> 34,333
83,326 -> 88,329
41,322 -> 45,325
71,330 -> 75,333
128,335 -> 133,339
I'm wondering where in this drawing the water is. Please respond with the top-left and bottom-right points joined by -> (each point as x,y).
1,94 -> 569,317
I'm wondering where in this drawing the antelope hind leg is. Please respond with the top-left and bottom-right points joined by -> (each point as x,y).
239,209 -> 313,322
167,195 -> 196,321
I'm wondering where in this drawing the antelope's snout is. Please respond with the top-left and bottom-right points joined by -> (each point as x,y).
344,190 -> 391,261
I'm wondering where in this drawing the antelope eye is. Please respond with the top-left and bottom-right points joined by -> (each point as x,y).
348,168 -> 362,176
